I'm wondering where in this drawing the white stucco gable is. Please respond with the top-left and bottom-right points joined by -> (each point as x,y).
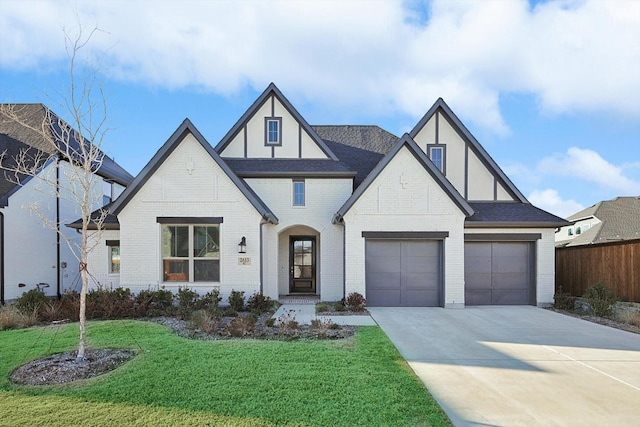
215,83 -> 337,160
410,98 -> 526,202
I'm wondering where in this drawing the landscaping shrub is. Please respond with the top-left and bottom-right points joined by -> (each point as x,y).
15,289 -> 49,316
177,287 -> 200,319
59,291 -> 80,321
315,302 -> 329,313
277,310 -> 299,337
265,317 -> 276,327
40,300 -> 64,322
0,305 -> 38,330
583,282 -> 617,317
553,287 -> 576,311
332,302 -> 346,312
228,290 -> 245,312
344,292 -> 366,312
310,318 -> 335,338
227,314 -> 256,337
191,309 -> 219,334
86,287 -> 136,319
135,288 -> 175,317
246,292 -> 274,313
201,289 -> 222,312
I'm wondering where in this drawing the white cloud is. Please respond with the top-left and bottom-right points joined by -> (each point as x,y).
528,189 -> 584,218
0,0 -> 639,133
539,147 -> 640,195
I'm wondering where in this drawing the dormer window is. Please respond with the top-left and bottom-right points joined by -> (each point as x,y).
428,145 -> 446,173
265,117 -> 282,146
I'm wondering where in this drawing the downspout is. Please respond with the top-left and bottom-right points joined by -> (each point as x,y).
1,211 -> 4,305
260,221 -> 264,295
56,157 -> 61,299
342,220 -> 346,300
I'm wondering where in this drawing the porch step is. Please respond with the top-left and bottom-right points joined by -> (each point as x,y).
278,294 -> 320,305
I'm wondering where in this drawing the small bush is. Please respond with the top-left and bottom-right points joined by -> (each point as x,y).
553,287 -> 576,311
86,286 -> 136,319
265,317 -> 276,327
227,314 -> 256,337
247,292 -> 274,313
136,288 -> 175,317
310,318 -> 335,338
583,282 -> 617,317
177,287 -> 200,319
277,310 -> 299,337
344,292 -> 366,312
201,289 -> 222,311
228,290 -> 245,312
191,309 -> 219,334
616,308 -> 640,328
316,303 -> 329,313
59,291 -> 80,321
40,300 -> 65,322
15,289 -> 49,316
332,302 -> 346,312
0,305 -> 38,330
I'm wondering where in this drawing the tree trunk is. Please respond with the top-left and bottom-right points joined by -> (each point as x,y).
76,260 -> 88,362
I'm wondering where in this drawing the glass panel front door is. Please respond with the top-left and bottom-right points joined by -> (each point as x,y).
289,236 -> 316,293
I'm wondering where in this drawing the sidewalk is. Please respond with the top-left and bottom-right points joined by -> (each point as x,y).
273,303 -> 377,326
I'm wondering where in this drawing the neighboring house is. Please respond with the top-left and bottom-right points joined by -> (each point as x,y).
555,196 -> 640,247
85,83 -> 567,307
0,104 -> 134,304
555,196 -> 640,302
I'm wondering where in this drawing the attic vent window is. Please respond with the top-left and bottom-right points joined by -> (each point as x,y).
265,117 -> 282,146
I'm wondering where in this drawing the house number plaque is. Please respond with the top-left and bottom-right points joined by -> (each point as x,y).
238,257 -> 251,265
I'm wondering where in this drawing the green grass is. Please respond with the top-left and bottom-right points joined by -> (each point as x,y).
0,321 -> 450,426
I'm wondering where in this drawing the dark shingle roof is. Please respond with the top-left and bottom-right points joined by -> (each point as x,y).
224,158 -> 355,177
0,104 -> 134,202
66,203 -> 120,230
466,202 -> 569,228
312,125 -> 398,187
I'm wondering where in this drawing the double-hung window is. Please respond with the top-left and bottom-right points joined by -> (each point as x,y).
161,224 -> 220,282
265,117 -> 282,145
293,179 -> 305,206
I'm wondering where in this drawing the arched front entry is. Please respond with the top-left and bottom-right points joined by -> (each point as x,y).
278,225 -> 320,296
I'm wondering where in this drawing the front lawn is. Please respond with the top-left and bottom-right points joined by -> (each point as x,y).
0,321 -> 450,426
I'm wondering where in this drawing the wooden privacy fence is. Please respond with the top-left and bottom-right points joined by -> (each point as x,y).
555,238 -> 640,303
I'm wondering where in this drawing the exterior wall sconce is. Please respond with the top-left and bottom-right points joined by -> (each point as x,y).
238,236 -> 247,254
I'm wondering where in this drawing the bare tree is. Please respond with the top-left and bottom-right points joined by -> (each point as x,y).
0,26 -> 110,361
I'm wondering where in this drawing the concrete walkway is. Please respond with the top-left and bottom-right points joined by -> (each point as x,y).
369,306 -> 640,427
273,303 -> 376,326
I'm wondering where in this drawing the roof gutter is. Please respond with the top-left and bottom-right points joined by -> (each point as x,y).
465,220 -> 571,228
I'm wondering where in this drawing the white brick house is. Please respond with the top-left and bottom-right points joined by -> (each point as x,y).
90,83 -> 567,307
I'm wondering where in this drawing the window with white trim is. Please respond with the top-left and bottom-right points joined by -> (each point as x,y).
428,145 -> 446,173
161,225 -> 220,282
293,180 -> 305,206
265,117 -> 282,146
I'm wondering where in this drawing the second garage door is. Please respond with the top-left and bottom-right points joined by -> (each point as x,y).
365,239 -> 443,307
464,242 -> 535,305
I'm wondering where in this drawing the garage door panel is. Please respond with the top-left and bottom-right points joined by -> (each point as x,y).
405,289 -> 440,307
493,273 -> 530,290
367,255 -> 401,274
367,289 -> 401,307
366,273 -> 401,290
366,239 -> 442,307
492,290 -> 530,305
465,242 -> 491,257
465,290 -> 492,306
465,242 -> 534,305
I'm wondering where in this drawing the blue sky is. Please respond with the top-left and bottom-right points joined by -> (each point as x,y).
1,0 -> 639,218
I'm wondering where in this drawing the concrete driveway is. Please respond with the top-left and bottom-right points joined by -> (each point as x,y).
368,306 -> 640,427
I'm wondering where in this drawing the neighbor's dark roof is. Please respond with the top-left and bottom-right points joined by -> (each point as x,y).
225,158 -> 355,177
466,202 -> 570,228
0,104 -> 134,203
313,125 -> 398,187
66,204 -> 120,230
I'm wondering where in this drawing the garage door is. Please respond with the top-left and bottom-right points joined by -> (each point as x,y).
366,239 -> 443,307
464,242 -> 534,305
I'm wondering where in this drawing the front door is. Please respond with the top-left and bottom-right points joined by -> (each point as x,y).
289,236 -> 316,293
